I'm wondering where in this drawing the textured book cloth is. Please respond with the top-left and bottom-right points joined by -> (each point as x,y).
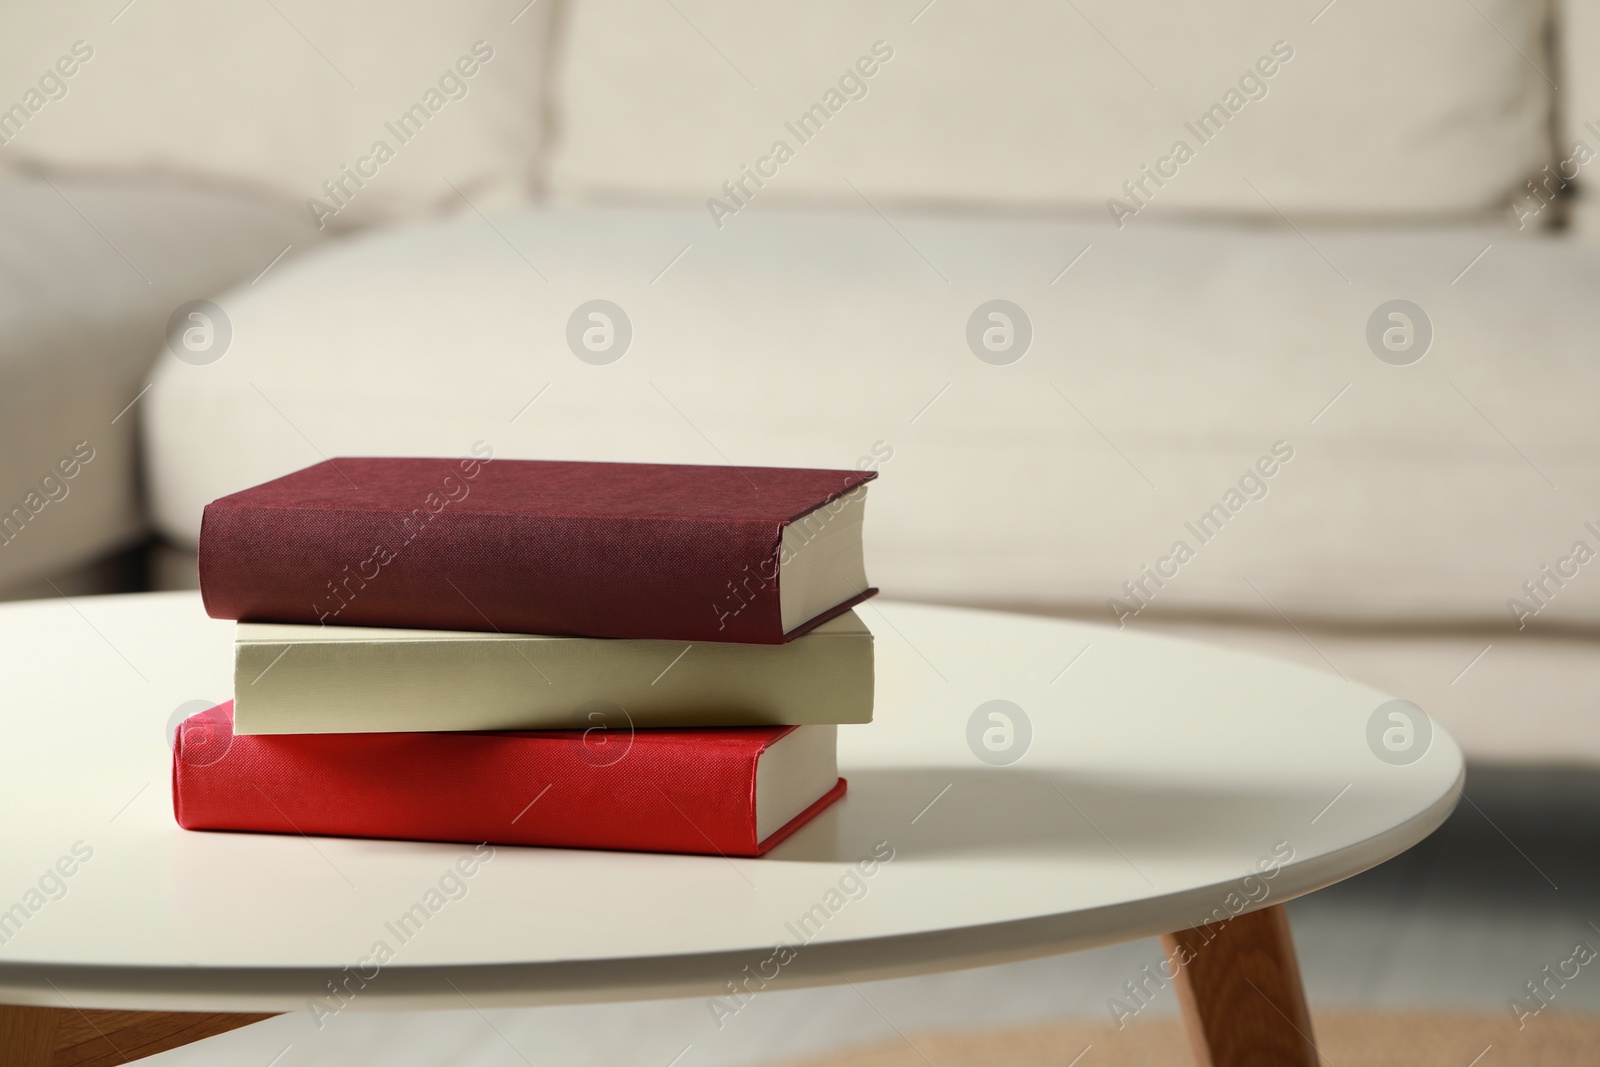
172,702 -> 846,857
199,456 -> 877,642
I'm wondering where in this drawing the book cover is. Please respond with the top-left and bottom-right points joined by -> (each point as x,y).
172,702 -> 845,857
233,610 -> 874,734
199,456 -> 877,643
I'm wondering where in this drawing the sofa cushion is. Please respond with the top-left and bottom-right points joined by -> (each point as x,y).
144,203 -> 1600,627
0,1 -> 552,230
548,0 -> 1551,222
0,175 -> 320,594
1125,616 -> 1600,766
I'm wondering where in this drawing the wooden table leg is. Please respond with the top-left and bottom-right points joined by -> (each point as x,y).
0,1004 -> 58,1067
0,1004 -> 276,1066
1162,903 -> 1320,1067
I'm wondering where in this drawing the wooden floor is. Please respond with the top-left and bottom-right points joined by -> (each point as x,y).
762,1012 -> 1600,1067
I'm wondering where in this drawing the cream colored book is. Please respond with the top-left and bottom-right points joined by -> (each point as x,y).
232,610 -> 873,735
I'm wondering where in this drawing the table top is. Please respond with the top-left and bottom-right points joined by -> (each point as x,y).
0,592 -> 1461,1013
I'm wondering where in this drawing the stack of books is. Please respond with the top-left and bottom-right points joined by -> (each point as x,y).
171,455 -> 878,857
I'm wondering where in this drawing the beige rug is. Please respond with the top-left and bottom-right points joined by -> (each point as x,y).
762,1012 -> 1599,1067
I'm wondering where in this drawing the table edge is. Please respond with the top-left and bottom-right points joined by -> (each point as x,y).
0,766 -> 1462,1014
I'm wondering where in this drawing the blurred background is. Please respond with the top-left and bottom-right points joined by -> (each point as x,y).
2,0 -> 1597,1063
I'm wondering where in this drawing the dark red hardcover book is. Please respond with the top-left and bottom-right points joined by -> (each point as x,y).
172,702 -> 846,858
199,456 -> 876,643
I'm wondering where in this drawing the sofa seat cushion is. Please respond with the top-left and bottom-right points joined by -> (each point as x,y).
144,203 -> 1600,628
1095,615 -> 1600,765
0,175 -> 320,593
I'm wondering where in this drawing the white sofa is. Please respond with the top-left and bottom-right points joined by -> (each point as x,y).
0,175 -> 320,596
4,0 -> 1597,763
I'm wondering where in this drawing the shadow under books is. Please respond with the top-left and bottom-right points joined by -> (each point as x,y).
765,765 -> 1339,864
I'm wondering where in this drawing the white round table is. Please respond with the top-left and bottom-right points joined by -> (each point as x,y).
0,592 -> 1461,1065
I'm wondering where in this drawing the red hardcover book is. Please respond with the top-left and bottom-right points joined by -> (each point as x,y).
199,456 -> 877,643
172,702 -> 846,857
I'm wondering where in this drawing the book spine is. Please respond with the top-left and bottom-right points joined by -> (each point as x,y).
198,502 -> 791,642
173,704 -> 772,856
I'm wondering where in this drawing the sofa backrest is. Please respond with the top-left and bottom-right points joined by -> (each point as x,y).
0,2 -> 1564,228
547,0 -> 1555,226
0,1 -> 553,230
